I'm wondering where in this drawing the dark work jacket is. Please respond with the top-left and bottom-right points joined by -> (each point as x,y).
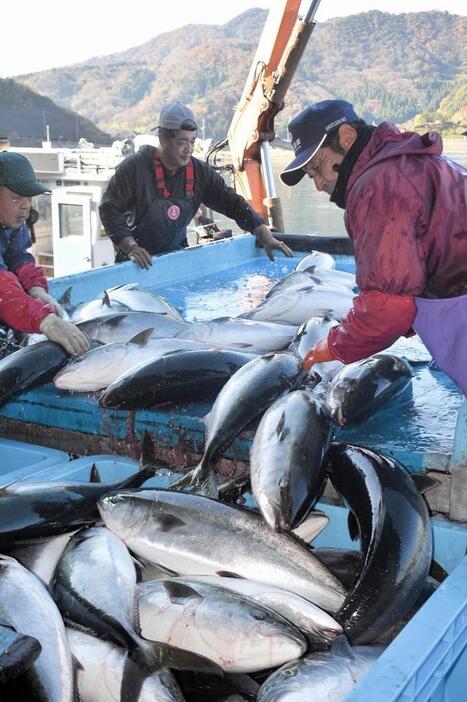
99,146 -> 263,252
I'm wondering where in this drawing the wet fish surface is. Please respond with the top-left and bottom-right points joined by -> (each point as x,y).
250,389 -> 334,531
325,354 -> 412,426
99,348 -> 256,410
98,489 -> 347,614
0,556 -> 75,701
327,444 -> 433,644
136,578 -> 307,672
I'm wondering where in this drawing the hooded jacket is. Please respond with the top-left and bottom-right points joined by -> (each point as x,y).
327,122 -> 467,363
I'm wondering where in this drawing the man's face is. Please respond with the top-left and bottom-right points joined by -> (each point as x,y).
159,129 -> 197,171
302,146 -> 346,196
0,187 -> 31,229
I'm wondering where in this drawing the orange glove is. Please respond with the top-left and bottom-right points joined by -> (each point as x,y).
303,337 -> 335,371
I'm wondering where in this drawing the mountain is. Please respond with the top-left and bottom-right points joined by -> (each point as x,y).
14,9 -> 467,141
0,78 -> 112,146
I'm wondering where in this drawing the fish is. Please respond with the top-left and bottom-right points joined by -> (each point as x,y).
105,283 -> 185,321
312,548 -> 362,590
6,531 -> 78,586
266,268 -> 356,299
136,578 -> 307,673
257,635 -> 383,702
240,286 -> 353,326
0,621 -> 41,684
53,527 -> 220,675
77,311 -> 188,344
294,251 -> 336,272
173,670 -> 259,702
0,338 -> 97,407
171,351 -> 306,496
70,291 -> 130,323
53,332 -> 215,392
0,462 -> 160,544
303,266 -> 357,291
250,389 -> 334,532
98,489 -> 347,613
327,443 -> 433,644
289,315 -> 343,384
381,334 -> 432,364
325,354 -> 412,427
67,628 -> 185,702
99,348 -> 257,410
184,575 -> 343,645
0,555 -> 75,701
176,317 -> 297,354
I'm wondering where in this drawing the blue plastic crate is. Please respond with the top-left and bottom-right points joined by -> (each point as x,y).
347,556 -> 467,702
0,437 -> 70,484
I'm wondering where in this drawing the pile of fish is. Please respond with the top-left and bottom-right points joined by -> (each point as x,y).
0,432 -> 436,700
0,252 -> 424,411
0,251 -> 438,699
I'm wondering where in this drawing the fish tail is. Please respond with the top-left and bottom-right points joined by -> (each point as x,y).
168,459 -> 219,498
133,641 -> 222,676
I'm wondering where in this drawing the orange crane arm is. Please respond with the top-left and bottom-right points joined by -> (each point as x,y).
227,0 -> 321,231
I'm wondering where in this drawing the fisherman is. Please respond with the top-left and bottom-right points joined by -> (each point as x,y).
0,152 -> 90,357
280,99 -> 467,394
99,102 -> 293,268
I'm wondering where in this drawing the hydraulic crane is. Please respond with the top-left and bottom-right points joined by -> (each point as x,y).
226,0 -> 321,232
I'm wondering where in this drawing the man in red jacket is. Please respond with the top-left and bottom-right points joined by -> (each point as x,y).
0,152 -> 90,357
280,100 -> 467,394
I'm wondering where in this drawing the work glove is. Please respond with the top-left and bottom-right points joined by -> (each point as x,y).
303,337 -> 335,371
39,314 -> 90,356
253,225 -> 294,261
127,244 -> 153,269
29,286 -> 64,317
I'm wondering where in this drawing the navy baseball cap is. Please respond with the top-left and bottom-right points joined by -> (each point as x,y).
280,100 -> 359,186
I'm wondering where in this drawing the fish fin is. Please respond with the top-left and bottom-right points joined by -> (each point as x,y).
218,475 -> 251,502
411,473 -> 440,495
347,511 -> 360,541
140,430 -> 158,468
169,462 -> 219,498
127,329 -> 155,347
102,291 -> 112,308
216,571 -> 243,578
120,655 -> 146,702
330,633 -> 354,658
58,286 -> 73,307
89,464 -> 101,483
131,642 -> 223,676
161,580 -> 203,603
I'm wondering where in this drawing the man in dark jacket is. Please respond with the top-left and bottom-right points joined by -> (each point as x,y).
280,99 -> 467,394
99,102 -> 292,268
0,152 -> 90,357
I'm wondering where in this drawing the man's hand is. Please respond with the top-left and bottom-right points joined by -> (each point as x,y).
128,244 -> 153,269
253,224 -> 293,261
29,286 -> 63,317
303,338 -> 335,371
39,314 -> 91,356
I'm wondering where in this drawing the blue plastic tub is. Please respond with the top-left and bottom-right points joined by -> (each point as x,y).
0,437 -> 70,484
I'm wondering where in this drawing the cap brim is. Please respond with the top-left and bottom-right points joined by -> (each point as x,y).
279,134 -> 326,186
7,182 -> 51,197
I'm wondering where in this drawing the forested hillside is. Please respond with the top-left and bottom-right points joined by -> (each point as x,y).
0,79 -> 111,146
14,9 -> 467,140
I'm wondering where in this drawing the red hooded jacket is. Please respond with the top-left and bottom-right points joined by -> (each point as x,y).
327,122 -> 467,363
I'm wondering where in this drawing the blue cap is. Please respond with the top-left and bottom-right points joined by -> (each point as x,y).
280,100 -> 359,186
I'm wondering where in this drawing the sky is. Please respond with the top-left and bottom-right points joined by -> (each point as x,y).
1,0 -> 465,78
